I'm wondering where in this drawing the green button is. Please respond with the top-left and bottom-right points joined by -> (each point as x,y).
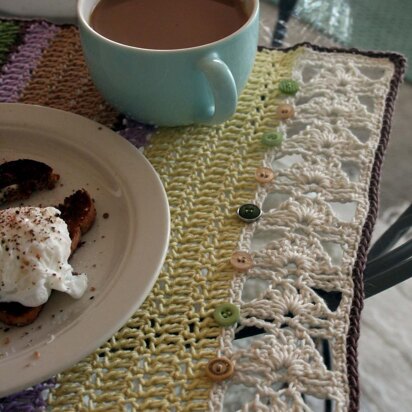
237,204 -> 262,223
213,303 -> 240,327
279,79 -> 299,95
261,131 -> 283,147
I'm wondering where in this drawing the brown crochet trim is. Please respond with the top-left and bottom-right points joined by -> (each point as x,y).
346,48 -> 405,412
261,43 -> 406,411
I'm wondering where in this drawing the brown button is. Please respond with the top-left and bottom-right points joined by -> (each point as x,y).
276,104 -> 295,120
206,357 -> 234,381
230,251 -> 253,271
255,167 -> 275,184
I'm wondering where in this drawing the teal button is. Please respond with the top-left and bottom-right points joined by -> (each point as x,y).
261,131 -> 283,147
237,204 -> 262,223
213,303 -> 240,327
279,79 -> 299,95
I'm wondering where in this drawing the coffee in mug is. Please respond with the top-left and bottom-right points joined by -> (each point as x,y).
78,0 -> 259,126
90,0 -> 250,50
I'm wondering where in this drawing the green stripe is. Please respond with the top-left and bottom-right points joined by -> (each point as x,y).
0,21 -> 23,68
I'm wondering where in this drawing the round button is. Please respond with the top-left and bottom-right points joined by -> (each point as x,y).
255,167 -> 275,184
279,79 -> 299,95
237,204 -> 262,223
261,131 -> 283,147
230,251 -> 253,271
276,104 -> 295,120
213,302 -> 240,326
206,357 -> 235,381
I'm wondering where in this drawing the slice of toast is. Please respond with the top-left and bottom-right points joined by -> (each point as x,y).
58,189 -> 97,254
0,159 -> 60,204
0,303 -> 43,328
0,189 -> 96,327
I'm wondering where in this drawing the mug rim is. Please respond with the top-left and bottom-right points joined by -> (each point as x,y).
77,0 -> 259,53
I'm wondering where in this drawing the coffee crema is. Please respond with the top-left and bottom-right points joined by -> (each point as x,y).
90,0 -> 249,50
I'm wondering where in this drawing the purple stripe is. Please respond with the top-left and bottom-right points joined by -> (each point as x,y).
0,22 -> 59,103
0,21 -> 59,410
0,378 -> 55,411
118,117 -> 155,148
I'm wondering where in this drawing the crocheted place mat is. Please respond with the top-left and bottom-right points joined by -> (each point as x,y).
0,21 -> 405,412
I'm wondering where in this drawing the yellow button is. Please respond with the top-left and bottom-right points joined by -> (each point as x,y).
255,167 -> 275,184
277,104 -> 295,120
230,251 -> 253,271
206,357 -> 234,381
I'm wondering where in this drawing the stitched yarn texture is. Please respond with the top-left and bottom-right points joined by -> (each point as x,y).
50,46 -> 402,412
210,47 -> 402,412
0,21 -> 406,412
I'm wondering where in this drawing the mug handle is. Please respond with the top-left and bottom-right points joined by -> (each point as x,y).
198,54 -> 238,124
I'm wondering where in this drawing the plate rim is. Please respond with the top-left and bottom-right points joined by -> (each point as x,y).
0,103 -> 170,397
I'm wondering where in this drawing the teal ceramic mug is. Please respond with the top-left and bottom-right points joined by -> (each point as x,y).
77,0 -> 259,126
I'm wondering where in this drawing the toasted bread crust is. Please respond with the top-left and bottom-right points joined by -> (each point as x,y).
58,189 -> 97,253
0,159 -> 60,204
0,189 -> 96,327
0,303 -> 43,327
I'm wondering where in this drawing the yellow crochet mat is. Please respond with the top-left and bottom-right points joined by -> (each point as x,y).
49,49 -> 299,411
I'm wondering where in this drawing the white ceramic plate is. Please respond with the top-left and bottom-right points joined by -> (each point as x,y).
0,103 -> 170,397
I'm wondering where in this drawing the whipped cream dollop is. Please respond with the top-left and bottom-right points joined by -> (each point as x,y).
0,206 -> 87,307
